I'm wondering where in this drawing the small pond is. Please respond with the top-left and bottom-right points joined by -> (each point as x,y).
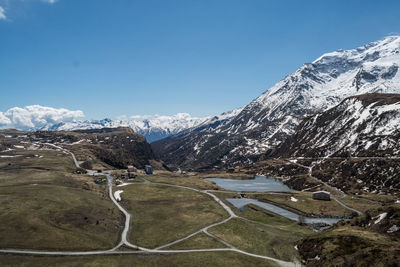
206,175 -> 343,230
227,198 -> 342,226
205,175 -> 292,192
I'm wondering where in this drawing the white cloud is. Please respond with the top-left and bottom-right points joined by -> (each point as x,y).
128,113 -> 194,121
0,1 -> 58,22
0,112 -> 11,125
129,114 -> 154,120
120,113 -> 208,132
41,0 -> 58,4
0,6 -> 6,20
0,105 -> 84,131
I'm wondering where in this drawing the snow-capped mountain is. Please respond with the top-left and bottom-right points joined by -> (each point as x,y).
275,93 -> 400,158
49,113 -> 207,142
273,93 -> 400,195
153,36 -> 400,170
169,107 -> 244,139
151,107 -> 243,167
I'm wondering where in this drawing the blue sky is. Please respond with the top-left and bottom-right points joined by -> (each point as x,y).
1,0 -> 400,119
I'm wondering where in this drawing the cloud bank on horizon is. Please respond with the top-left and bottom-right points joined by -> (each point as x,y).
0,105 -> 84,131
0,105 -> 206,132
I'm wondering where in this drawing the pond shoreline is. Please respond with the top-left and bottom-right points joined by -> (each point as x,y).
227,198 -> 345,230
207,175 -> 350,230
253,197 -> 352,220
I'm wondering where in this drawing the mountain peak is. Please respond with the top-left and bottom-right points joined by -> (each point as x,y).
312,35 -> 400,65
154,36 -> 400,170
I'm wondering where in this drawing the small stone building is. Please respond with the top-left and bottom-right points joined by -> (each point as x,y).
312,190 -> 331,201
145,165 -> 153,175
127,165 -> 137,179
128,172 -> 136,179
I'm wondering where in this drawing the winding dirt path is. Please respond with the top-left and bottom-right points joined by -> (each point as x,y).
285,158 -> 362,215
0,144 -> 299,267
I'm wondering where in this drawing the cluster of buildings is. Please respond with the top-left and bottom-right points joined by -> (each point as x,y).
120,164 -> 153,180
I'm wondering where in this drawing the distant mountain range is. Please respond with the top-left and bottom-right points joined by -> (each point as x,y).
4,36 -> 400,173
46,113 -> 207,143
152,36 -> 400,170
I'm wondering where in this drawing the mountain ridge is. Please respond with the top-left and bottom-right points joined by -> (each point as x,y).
153,36 -> 400,170
43,113 -> 208,143
273,93 -> 400,158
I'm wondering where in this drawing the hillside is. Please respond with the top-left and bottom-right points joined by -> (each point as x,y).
268,93 -> 400,195
21,127 -> 156,169
298,205 -> 400,266
153,36 -> 400,170
275,93 -> 400,158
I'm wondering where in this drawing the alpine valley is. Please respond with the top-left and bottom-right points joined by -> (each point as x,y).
152,36 -> 400,171
1,36 -> 400,267
4,1 -> 400,266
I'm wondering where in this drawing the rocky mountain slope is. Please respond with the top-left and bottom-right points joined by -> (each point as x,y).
151,108 -> 244,170
153,36 -> 400,170
48,113 -> 207,143
275,93 -> 400,158
270,93 -> 400,195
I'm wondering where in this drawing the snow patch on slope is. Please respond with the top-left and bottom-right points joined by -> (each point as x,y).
374,212 -> 387,224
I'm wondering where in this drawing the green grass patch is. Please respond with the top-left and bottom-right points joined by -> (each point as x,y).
0,150 -> 77,186
209,215 -> 309,262
120,184 -> 228,248
0,150 -> 121,250
340,194 -> 393,213
168,232 -> 226,250
143,174 -> 215,190
142,170 -> 253,190
252,192 -> 352,216
239,204 -> 310,233
0,251 -> 277,267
